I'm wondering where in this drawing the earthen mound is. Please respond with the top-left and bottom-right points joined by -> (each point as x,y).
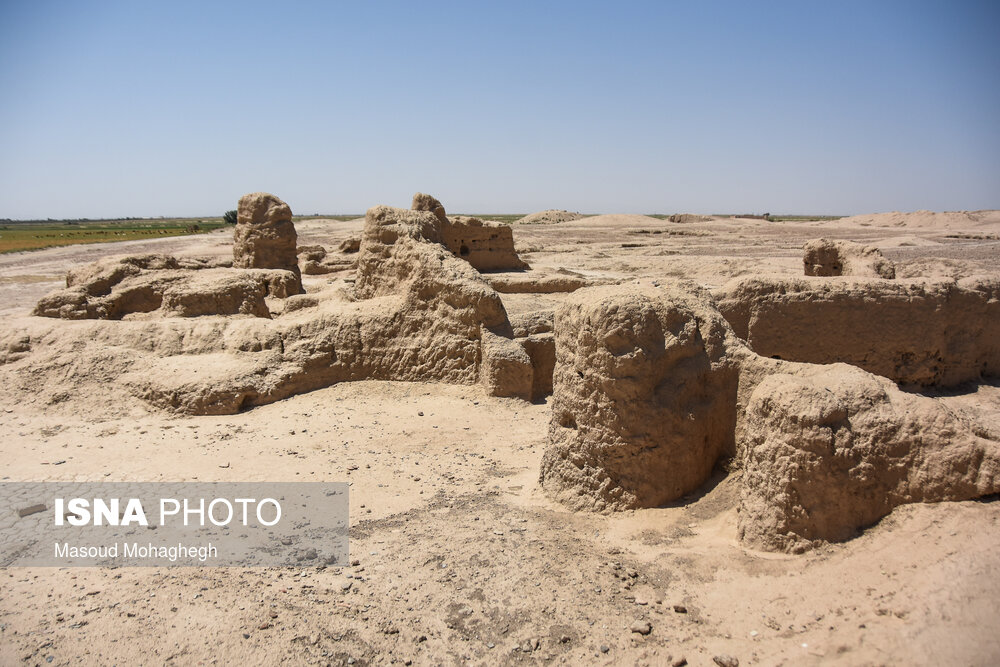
803,238 -> 895,278
835,209 -> 1000,230
566,214 -> 664,227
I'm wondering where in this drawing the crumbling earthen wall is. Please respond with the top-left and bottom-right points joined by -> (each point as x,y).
132,204 -> 531,412
33,254 -> 296,320
539,281 -> 1000,552
714,276 -> 1000,387
22,201 -> 538,414
410,193 -> 529,272
485,273 -> 588,294
441,216 -> 529,272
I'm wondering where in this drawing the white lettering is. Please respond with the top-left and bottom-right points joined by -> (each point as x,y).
92,498 -> 117,526
257,498 -> 281,526
234,498 -> 254,524
208,498 -> 233,526
121,498 -> 147,526
67,498 -> 89,526
160,498 -> 180,524
183,498 -> 205,526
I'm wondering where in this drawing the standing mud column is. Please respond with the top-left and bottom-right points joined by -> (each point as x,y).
234,192 -> 302,294
539,284 -> 741,511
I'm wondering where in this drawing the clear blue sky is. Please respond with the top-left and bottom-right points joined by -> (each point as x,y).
1,0 -> 997,218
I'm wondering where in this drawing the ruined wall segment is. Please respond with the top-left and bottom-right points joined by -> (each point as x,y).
25,196 -> 535,413
715,276 -> 1000,388
409,193 -> 529,272
442,216 -> 529,272
539,281 -> 1000,552
33,254 -> 295,320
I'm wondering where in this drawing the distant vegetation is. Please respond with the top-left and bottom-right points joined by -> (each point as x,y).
0,214 -> 364,254
223,210 -> 238,225
766,215 -> 844,222
0,218 -> 228,254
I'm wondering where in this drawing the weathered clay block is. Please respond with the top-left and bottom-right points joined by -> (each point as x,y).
714,276 -> 1000,387
539,284 -> 741,511
803,237 -> 895,278
234,192 -> 302,293
480,330 -> 533,400
738,366 -> 1000,552
159,271 -> 275,318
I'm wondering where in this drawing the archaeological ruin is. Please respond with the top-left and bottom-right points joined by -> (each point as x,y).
7,192 -> 1000,553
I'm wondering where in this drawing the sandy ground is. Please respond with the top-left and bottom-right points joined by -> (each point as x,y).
1,211 -> 999,666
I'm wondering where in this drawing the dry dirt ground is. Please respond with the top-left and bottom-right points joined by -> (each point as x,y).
2,211 -> 999,666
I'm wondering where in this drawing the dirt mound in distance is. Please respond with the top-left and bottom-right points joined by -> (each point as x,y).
517,210 -> 586,225
838,209 -> 1000,230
